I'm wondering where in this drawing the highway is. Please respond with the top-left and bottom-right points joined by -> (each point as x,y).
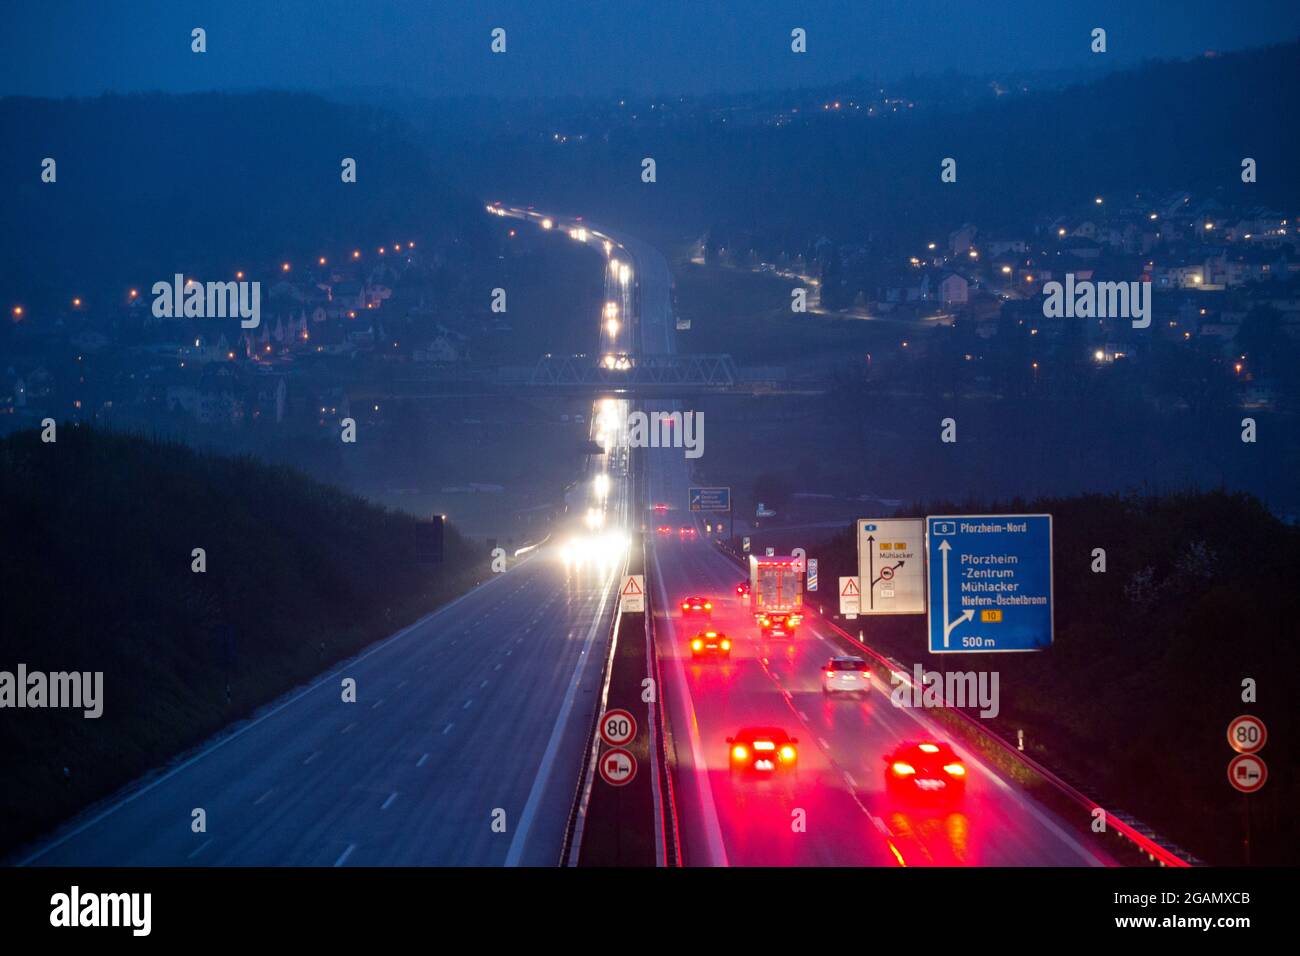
20,399 -> 632,866
620,218 -> 1113,866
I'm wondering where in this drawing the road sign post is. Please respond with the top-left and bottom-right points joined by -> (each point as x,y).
620,575 -> 645,613
1227,715 -> 1267,754
807,559 -> 818,592
1227,753 -> 1267,793
925,515 -> 1053,653
599,709 -> 637,747
838,577 -> 861,617
599,748 -> 637,787
857,519 -> 925,614
688,486 -> 731,512
1225,714 -> 1267,864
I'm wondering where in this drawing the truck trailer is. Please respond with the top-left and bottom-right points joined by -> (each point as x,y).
748,554 -> 804,637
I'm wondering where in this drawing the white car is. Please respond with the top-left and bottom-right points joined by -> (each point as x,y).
822,656 -> 871,695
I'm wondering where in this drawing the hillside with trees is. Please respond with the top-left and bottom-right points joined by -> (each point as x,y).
0,426 -> 487,856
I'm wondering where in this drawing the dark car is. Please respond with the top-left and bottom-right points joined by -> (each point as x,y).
728,727 -> 799,774
883,741 -> 967,797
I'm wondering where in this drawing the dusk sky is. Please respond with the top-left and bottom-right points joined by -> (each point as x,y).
4,0 -> 1300,99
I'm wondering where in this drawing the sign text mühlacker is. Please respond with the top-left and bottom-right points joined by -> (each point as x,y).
925,515 -> 1053,653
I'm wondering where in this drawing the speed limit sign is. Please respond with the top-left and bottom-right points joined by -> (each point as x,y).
1226,715 -> 1267,755
599,709 -> 637,747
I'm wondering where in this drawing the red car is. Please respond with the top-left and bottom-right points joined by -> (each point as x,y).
680,596 -> 713,617
884,741 -> 967,798
656,525 -> 672,535
756,612 -> 801,637
690,630 -> 731,659
678,526 -> 697,538
728,727 -> 798,774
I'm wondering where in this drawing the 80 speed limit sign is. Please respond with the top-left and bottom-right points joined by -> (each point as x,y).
599,709 -> 637,747
1226,714 -> 1267,755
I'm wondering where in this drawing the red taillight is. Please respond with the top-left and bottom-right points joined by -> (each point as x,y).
891,761 -> 916,776
825,670 -> 835,678
918,743 -> 940,753
681,602 -> 689,610
944,763 -> 966,777
720,640 -> 731,650
692,639 -> 703,650
704,602 -> 712,609
732,745 -> 749,761
779,745 -> 797,762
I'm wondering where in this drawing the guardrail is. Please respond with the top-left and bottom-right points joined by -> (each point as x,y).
645,553 -> 682,866
712,539 -> 1196,868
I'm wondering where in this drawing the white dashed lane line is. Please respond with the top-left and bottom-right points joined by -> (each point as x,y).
381,792 -> 399,811
333,844 -> 356,867
416,753 -> 429,767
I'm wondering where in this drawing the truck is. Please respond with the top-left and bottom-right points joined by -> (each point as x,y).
749,554 -> 804,637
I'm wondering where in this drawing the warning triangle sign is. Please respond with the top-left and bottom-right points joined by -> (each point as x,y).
621,576 -> 643,596
841,578 -> 860,597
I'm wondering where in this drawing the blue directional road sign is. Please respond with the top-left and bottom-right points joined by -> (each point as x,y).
925,515 -> 1053,653
688,486 -> 731,512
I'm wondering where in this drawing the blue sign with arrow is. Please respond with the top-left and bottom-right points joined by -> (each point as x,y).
688,487 -> 731,512
925,515 -> 1053,653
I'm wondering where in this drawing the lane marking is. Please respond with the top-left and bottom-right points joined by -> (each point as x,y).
416,753 -> 430,767
506,561 -> 619,866
186,838 -> 213,860
333,843 -> 356,867
381,792 -> 399,811
650,545 -> 729,867
802,610 -> 1105,864
341,722 -> 355,735
303,751 -> 320,766
254,788 -> 274,806
462,698 -> 474,710
442,723 -> 454,735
